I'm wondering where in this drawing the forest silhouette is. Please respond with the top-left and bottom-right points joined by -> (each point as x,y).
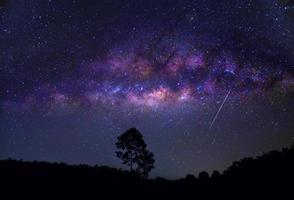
1,129 -> 294,199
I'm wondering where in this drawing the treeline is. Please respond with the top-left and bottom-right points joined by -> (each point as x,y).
1,143 -> 294,199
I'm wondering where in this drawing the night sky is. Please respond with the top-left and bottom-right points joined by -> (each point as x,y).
0,0 -> 294,178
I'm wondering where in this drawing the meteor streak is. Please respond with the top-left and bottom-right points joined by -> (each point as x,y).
209,89 -> 231,129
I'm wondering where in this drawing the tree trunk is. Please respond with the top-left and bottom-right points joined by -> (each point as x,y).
130,151 -> 133,172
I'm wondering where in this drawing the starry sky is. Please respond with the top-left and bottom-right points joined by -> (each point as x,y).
0,0 -> 294,178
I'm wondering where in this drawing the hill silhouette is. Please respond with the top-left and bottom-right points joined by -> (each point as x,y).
1,143 -> 294,199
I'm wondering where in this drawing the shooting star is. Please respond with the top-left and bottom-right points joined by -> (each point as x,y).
209,89 -> 231,129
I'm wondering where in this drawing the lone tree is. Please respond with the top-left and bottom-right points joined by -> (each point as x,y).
116,128 -> 155,178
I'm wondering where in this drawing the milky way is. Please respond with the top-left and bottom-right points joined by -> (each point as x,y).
2,33 -> 293,112
0,0 -> 294,178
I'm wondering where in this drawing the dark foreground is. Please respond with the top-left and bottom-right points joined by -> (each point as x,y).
1,145 -> 294,199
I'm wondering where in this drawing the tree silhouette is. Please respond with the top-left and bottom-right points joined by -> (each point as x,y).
211,170 -> 220,179
198,171 -> 209,180
116,128 -> 155,178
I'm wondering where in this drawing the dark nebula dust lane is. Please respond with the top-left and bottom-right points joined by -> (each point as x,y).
0,0 -> 294,178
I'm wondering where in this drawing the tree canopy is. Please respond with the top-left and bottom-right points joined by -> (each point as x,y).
116,128 -> 155,178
